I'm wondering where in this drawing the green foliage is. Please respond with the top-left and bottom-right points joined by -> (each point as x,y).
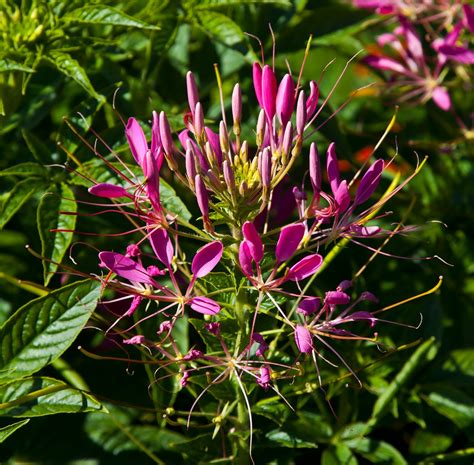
0,0 -> 473,464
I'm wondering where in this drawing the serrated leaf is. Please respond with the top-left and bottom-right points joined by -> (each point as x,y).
0,178 -> 46,230
64,6 -> 160,29
37,184 -> 77,285
0,58 -> 35,73
0,280 -> 101,383
0,376 -> 102,416
0,419 -> 29,443
0,162 -> 48,178
45,51 -> 103,101
345,438 -> 407,465
194,11 -> 244,46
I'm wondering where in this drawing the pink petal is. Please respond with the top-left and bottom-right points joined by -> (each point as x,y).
347,311 -> 377,327
99,251 -> 155,285
432,86 -> 452,111
262,65 -> 277,120
334,180 -> 351,212
275,223 -> 306,262
306,81 -> 319,118
189,296 -> 221,315
191,241 -> 223,278
325,291 -> 350,306
151,111 -> 161,157
364,56 -> 408,74
252,62 -> 263,108
239,241 -> 254,276
354,159 -> 384,206
126,118 -> 148,168
123,335 -> 146,345
204,127 -> 222,166
437,45 -> 474,65
326,142 -> 341,195
399,17 -> 424,62
186,71 -> 199,113
276,74 -> 295,126
149,228 -> 174,268
242,221 -> 264,263
297,297 -> 321,316
309,142 -> 321,198
295,325 -> 313,354
287,254 -> 323,281
88,183 -> 130,199
349,225 -> 381,237
463,5 -> 474,34
125,295 -> 142,317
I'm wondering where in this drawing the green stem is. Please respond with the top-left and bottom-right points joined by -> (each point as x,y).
52,357 -> 89,391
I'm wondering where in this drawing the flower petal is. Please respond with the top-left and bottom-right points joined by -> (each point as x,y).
189,296 -> 221,315
275,223 -> 305,262
242,221 -> 264,263
99,251 -> 155,285
149,228 -> 174,268
88,183 -> 130,199
287,254 -> 323,281
191,241 -> 223,278
295,325 -> 313,354
432,87 -> 452,111
354,159 -> 384,206
126,118 -> 148,168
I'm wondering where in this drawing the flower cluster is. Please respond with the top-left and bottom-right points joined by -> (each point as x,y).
355,1 -> 473,111
80,46 -> 432,459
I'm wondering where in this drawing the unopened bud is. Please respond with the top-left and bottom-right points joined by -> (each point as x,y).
219,121 -> 229,154
281,121 -> 293,162
256,109 -> 266,147
232,83 -> 242,131
296,90 -> 306,136
186,71 -> 199,114
194,102 -> 204,138
223,160 -> 235,191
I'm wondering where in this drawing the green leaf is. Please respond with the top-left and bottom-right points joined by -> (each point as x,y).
0,58 -> 35,73
85,406 -> 184,455
160,179 -> 192,221
345,438 -> 407,465
0,162 -> 48,178
368,338 -> 437,427
194,11 -> 244,46
193,0 -> 291,8
0,419 -> 29,443
45,51 -> 103,101
409,430 -> 452,456
322,444 -> 358,465
0,376 -> 102,416
0,280 -> 101,383
37,184 -> 77,285
424,386 -> 474,429
0,178 -> 46,230
265,429 -> 318,449
22,129 -> 56,164
63,6 -> 160,29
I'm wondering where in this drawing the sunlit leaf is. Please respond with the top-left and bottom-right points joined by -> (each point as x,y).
0,280 -> 101,383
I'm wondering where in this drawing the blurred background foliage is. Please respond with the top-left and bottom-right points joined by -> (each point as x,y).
0,0 -> 473,464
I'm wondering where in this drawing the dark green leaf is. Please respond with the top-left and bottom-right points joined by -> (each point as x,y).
345,438 -> 407,465
0,419 -> 29,443
37,183 -> 77,285
369,338 -> 437,427
0,162 -> 48,178
160,179 -> 192,220
322,444 -> 358,465
22,129 -> 57,164
0,178 -> 46,230
45,51 -> 103,101
265,429 -> 318,449
0,280 -> 101,383
424,386 -> 474,429
409,430 -> 452,456
0,376 -> 102,416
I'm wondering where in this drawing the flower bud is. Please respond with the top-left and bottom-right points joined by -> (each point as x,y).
281,121 -> 293,162
276,74 -> 295,127
186,71 -> 199,114
262,65 -> 277,120
195,174 -> 209,217
232,83 -> 242,128
194,102 -> 204,138
296,90 -> 306,136
306,80 -> 319,118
